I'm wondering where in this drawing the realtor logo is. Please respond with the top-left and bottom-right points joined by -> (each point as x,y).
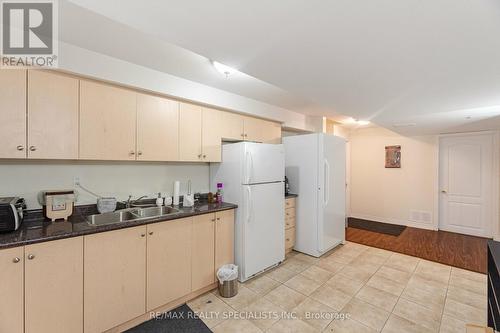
1,0 -> 58,67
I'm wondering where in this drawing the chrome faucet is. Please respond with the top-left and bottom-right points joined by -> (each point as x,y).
125,195 -> 148,208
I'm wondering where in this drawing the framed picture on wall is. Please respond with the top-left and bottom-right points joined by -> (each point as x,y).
385,145 -> 401,168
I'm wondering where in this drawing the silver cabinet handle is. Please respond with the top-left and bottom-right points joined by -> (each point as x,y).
148,231 -> 153,236
16,145 -> 24,151
27,254 -> 35,260
198,154 -> 202,159
12,257 -> 20,263
141,233 -> 146,237
441,189 -> 447,194
203,154 -> 207,159
216,217 -> 220,221
129,151 -> 135,156
29,146 -> 36,151
241,133 -> 245,137
137,151 -> 143,156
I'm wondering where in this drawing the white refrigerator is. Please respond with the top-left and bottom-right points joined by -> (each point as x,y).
210,142 -> 285,282
283,133 -> 346,257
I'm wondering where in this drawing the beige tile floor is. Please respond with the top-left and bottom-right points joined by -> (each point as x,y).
188,242 -> 488,332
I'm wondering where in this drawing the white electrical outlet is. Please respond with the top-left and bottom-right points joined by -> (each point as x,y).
73,176 -> 80,187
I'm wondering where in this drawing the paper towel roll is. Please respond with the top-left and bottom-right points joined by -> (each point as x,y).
173,181 -> 180,206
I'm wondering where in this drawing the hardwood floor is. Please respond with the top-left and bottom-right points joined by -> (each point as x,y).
346,226 -> 489,274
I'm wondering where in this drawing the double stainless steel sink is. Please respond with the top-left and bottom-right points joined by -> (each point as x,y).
86,206 -> 180,226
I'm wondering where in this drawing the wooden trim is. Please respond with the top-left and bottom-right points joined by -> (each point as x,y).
104,283 -> 217,333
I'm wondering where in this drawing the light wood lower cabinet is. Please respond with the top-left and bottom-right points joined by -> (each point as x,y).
0,247 -> 24,333
27,70 -> 79,159
84,226 -> 147,333
192,214 -> 216,291
0,70 -> 26,159
147,217 -> 192,311
25,237 -> 83,333
215,209 -> 235,272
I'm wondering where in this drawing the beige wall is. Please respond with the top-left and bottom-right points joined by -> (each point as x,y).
0,161 -> 209,209
349,126 -> 438,229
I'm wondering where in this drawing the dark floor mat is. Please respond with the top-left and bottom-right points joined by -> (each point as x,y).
126,304 -> 211,333
348,217 -> 406,236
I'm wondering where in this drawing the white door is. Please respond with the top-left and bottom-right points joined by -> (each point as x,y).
241,182 -> 284,280
318,134 -> 346,253
439,133 -> 497,237
243,143 -> 285,184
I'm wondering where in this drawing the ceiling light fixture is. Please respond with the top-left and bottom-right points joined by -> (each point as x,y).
213,61 -> 237,78
343,118 -> 370,126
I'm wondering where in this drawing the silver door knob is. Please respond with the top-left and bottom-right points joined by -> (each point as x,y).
16,145 -> 24,151
27,254 -> 35,260
12,257 -> 20,263
29,146 -> 36,151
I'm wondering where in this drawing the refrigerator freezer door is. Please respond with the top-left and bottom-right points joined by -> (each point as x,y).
243,143 -> 285,185
318,134 -> 346,253
241,182 -> 284,280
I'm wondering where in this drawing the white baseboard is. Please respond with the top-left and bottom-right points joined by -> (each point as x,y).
349,213 -> 438,231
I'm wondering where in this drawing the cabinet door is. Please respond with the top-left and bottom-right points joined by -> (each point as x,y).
147,218 -> 192,311
220,111 -> 245,141
84,226 -> 146,333
0,247 -> 24,333
202,107 -> 222,162
25,237 -> 83,333
137,93 -> 179,161
215,209 -> 235,273
0,70 -> 26,158
261,120 -> 282,144
192,214 -> 215,291
179,102 -> 202,161
28,70 -> 79,159
243,116 -> 264,142
80,80 -> 137,160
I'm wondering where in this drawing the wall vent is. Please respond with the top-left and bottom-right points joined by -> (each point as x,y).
409,210 -> 433,224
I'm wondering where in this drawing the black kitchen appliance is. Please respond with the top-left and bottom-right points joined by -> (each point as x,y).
0,197 -> 26,232
284,176 -> 290,195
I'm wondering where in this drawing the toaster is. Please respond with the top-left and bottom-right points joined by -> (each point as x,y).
0,197 -> 26,232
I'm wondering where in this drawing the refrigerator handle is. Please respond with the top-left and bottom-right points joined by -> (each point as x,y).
247,186 -> 252,223
246,151 -> 253,184
324,159 -> 330,205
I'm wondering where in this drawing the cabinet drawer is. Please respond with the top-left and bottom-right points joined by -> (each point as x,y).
285,207 -> 296,219
285,228 -> 295,250
285,216 -> 296,229
285,197 -> 296,209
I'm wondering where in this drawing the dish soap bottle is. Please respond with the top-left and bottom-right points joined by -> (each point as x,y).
215,183 -> 224,203
156,192 -> 163,207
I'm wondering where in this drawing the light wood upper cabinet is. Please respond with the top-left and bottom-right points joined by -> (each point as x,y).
24,237 -> 83,333
0,70 -> 26,159
80,80 -> 137,160
28,70 -> 79,159
147,217 -> 192,311
220,111 -> 245,141
84,226 -> 147,333
244,116 -> 281,143
215,210 -> 235,273
137,94 -> 179,161
179,102 -> 203,162
202,107 -> 223,162
0,247 -> 24,333
192,214 -> 216,291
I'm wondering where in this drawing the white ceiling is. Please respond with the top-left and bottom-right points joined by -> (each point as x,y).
65,0 -> 500,135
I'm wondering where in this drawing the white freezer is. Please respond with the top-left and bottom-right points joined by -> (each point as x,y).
284,133 -> 346,257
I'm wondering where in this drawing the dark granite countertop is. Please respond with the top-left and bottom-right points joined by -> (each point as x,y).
285,193 -> 298,198
0,201 -> 237,250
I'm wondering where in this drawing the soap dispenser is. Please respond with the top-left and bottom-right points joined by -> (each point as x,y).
156,192 -> 163,207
